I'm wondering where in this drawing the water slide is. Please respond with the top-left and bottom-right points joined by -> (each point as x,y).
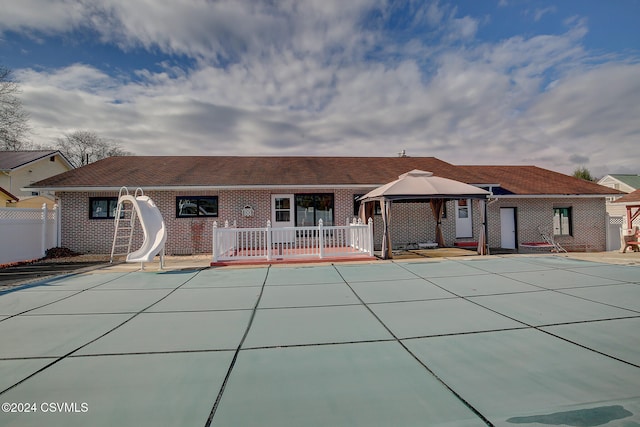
119,194 -> 167,264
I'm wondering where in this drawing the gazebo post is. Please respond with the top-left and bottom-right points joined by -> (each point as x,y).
381,198 -> 393,259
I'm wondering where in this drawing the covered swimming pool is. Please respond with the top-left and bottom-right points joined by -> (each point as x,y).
1,256 -> 639,426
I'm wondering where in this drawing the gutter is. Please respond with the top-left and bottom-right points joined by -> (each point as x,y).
24,184 -> 383,192
490,194 -> 618,199
24,186 -> 619,199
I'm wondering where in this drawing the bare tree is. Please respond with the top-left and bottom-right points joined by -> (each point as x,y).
55,130 -> 131,167
0,65 -> 31,150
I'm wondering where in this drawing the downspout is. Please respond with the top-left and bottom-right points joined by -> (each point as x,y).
485,187 -> 493,255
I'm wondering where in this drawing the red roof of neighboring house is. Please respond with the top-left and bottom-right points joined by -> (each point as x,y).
614,189 -> 640,204
27,156 -> 621,196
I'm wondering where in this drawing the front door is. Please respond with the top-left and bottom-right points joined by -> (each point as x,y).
500,207 -> 517,249
455,199 -> 473,238
271,194 -> 295,243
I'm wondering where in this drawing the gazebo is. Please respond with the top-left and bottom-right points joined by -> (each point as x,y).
358,170 -> 490,259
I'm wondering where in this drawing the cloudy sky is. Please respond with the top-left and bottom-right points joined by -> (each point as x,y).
1,0 -> 638,176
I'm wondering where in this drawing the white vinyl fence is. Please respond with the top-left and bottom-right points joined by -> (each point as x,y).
0,204 -> 60,265
213,218 -> 373,262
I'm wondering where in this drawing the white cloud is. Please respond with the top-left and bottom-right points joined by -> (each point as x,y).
0,0 -> 85,35
533,6 -> 557,22
4,1 -> 640,176
449,16 -> 479,40
524,63 -> 640,174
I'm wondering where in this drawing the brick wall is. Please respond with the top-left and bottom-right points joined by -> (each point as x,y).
371,200 -> 482,250
59,188 -> 366,255
58,191 -> 607,254
486,197 -> 607,252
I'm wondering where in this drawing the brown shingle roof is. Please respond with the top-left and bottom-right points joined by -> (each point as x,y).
614,189 -> 640,204
463,165 -> 620,196
29,156 -> 621,196
30,156 -> 477,187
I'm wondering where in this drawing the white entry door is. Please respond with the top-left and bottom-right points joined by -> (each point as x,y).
455,199 -> 473,238
271,194 -> 295,243
500,207 -> 516,249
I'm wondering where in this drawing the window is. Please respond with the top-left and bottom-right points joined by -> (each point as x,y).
295,194 -> 334,226
90,197 -> 119,219
353,194 -> 362,217
274,197 -> 291,222
176,196 -> 218,217
457,199 -> 469,218
353,194 -> 382,217
553,207 -> 572,236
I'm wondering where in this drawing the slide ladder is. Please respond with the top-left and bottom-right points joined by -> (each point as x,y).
110,187 -> 166,269
110,187 -> 138,262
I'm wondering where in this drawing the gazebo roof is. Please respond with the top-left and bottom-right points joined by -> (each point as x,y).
358,170 -> 490,201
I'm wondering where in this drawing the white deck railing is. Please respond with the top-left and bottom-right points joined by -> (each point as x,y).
212,218 -> 373,262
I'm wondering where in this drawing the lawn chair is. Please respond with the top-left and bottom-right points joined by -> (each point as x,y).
620,226 -> 640,253
537,226 -> 567,253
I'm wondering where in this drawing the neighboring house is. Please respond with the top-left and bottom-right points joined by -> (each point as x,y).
1,186 -> 19,207
598,174 -> 640,194
27,156 -> 621,255
0,150 -> 74,207
597,174 -> 640,250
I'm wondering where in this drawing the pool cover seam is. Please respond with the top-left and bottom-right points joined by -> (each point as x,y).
0,269 -> 204,396
332,263 -> 495,427
4,313 -> 639,362
439,258 -> 640,315
394,260 -> 640,370
204,265 -> 271,427
16,307 -> 254,316
493,256 -> 640,286
0,271 -> 135,324
536,327 -> 640,369
552,288 -> 640,315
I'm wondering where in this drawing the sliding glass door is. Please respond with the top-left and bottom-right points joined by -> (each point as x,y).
295,194 -> 334,226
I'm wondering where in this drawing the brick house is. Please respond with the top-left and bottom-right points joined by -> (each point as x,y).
27,156 -> 621,255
